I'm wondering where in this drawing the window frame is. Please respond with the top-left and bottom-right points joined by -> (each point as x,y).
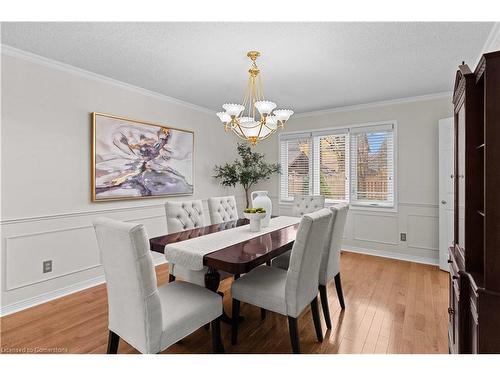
279,132 -> 313,202
312,129 -> 350,205
278,121 -> 398,212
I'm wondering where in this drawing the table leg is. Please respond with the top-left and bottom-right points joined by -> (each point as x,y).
204,267 -> 221,292
205,267 -> 244,325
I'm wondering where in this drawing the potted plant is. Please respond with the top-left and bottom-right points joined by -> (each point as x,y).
213,143 -> 281,208
243,207 -> 267,232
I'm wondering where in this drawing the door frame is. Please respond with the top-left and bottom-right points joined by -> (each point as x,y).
438,117 -> 454,271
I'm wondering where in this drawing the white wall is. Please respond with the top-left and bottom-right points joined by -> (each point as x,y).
0,49 -> 243,315
483,23 -> 500,56
255,95 -> 453,265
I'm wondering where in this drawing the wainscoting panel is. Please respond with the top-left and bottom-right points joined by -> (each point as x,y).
278,201 -> 440,265
2,196 -> 438,316
5,225 -> 99,291
352,213 -> 399,245
0,196 -> 245,316
407,214 -> 439,251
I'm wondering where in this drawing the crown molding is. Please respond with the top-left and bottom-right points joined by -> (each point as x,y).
293,91 -> 452,119
1,44 -> 215,116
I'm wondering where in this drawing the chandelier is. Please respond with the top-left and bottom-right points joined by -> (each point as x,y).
216,51 -> 293,145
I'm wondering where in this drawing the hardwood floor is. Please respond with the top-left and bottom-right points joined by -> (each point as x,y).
0,252 -> 449,354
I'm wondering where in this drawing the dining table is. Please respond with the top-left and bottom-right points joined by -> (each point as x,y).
149,216 -> 301,323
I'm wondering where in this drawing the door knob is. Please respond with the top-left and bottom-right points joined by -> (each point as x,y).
441,200 -> 447,204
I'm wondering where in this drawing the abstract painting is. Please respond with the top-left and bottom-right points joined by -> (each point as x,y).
91,112 -> 194,201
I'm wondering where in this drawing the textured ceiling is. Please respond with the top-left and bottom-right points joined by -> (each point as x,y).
1,22 -> 494,113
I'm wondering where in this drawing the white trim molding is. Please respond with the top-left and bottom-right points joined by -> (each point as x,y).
342,246 -> 439,267
0,203 -> 166,225
293,92 -> 452,118
1,44 -> 214,116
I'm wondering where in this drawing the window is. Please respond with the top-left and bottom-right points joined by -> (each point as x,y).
313,132 -> 348,201
350,124 -> 395,207
279,135 -> 311,200
279,122 -> 396,208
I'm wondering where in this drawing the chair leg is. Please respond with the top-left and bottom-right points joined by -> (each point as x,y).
211,317 -> 225,353
261,308 -> 267,320
231,299 -> 240,345
310,296 -> 323,342
287,316 -> 300,354
319,285 -> 332,330
334,272 -> 346,309
107,330 -> 120,354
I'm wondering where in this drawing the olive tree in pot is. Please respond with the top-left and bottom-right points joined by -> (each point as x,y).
213,143 -> 281,208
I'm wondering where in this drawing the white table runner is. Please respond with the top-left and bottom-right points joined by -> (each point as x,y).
164,215 -> 301,271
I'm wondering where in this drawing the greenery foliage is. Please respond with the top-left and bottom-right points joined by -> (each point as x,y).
213,143 -> 281,207
320,173 -> 332,197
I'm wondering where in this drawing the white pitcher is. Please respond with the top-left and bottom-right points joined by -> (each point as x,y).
251,190 -> 272,227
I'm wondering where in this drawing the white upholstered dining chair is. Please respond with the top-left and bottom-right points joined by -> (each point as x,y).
259,194 -> 325,313
165,200 -> 208,286
230,208 -> 333,354
272,203 -> 349,330
208,196 -> 239,225
165,200 -> 209,286
93,218 -> 223,354
292,195 -> 325,217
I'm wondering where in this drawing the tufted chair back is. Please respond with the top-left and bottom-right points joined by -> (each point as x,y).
208,196 -> 239,225
292,195 -> 325,217
165,200 -> 207,233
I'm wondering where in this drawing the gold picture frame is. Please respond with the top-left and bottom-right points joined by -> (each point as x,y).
91,112 -> 194,202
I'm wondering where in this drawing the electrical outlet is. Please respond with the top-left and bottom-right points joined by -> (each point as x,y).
400,233 -> 407,242
43,260 -> 52,273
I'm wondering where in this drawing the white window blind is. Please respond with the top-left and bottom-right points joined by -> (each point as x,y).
350,125 -> 395,206
313,133 -> 349,201
279,122 -> 396,209
279,135 -> 311,200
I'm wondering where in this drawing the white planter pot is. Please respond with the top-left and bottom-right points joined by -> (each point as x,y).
251,191 -> 272,227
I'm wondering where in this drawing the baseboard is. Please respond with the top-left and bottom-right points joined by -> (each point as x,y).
342,245 -> 439,266
0,258 -> 167,317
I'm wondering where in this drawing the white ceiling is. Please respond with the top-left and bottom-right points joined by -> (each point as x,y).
1,22 -> 494,113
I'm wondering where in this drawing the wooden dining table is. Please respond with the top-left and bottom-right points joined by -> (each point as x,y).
149,217 -> 300,323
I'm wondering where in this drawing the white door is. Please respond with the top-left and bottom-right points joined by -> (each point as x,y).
439,117 -> 454,271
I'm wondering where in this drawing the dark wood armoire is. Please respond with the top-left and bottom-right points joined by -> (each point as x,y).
449,50 -> 500,354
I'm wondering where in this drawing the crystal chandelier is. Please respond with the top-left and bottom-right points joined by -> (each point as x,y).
216,51 -> 293,145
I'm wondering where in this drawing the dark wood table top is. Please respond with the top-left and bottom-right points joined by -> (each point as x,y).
149,217 -> 299,274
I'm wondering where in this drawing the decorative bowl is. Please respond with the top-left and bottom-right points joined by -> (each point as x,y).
243,211 -> 267,232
